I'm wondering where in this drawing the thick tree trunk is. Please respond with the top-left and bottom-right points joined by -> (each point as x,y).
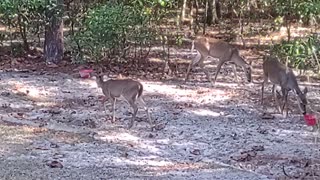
206,0 -> 219,25
216,0 -> 221,19
44,0 -> 64,64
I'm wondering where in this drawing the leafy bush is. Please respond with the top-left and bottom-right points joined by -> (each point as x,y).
0,0 -> 46,50
271,34 -> 320,71
71,2 -> 152,62
70,0 -> 174,63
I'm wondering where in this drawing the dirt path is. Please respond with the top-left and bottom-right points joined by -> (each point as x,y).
0,64 -> 319,179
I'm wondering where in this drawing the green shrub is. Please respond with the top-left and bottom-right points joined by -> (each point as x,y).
271,34 -> 320,71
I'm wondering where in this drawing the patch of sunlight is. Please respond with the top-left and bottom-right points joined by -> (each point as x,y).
274,129 -> 316,138
8,81 -> 61,102
155,139 -> 170,145
147,84 -> 195,96
139,143 -> 161,154
1,132 -> 35,144
77,78 -> 98,88
118,158 -> 174,167
97,132 -> 167,154
34,101 -> 60,107
171,141 -> 195,147
146,161 -> 220,172
149,58 -> 163,63
98,132 -> 140,142
22,86 -> 45,98
9,103 -> 33,109
191,109 -> 221,117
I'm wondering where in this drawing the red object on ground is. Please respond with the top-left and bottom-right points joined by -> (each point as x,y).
79,69 -> 93,78
304,114 -> 317,126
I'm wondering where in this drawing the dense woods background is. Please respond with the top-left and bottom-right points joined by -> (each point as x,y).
0,0 -> 319,73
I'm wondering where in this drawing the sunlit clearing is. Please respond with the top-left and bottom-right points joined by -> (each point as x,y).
274,129 -> 315,138
97,132 -> 168,154
34,101 -> 60,107
147,84 -> 195,96
98,132 -> 140,142
117,158 -> 173,167
149,58 -> 163,63
77,78 -> 97,87
191,109 -> 220,117
146,162 -> 221,172
7,81 -> 57,101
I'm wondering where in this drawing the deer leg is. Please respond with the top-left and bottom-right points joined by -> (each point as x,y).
185,63 -> 193,82
281,89 -> 289,118
137,98 -> 153,125
185,51 -> 202,82
111,98 -> 116,123
261,82 -> 265,105
261,75 -> 269,106
213,60 -> 226,85
103,100 -> 109,114
273,85 -> 283,114
128,100 -> 138,129
199,60 -> 213,85
233,64 -> 239,83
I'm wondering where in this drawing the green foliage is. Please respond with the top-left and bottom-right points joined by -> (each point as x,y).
274,0 -> 320,24
0,0 -> 46,50
271,34 -> 320,71
71,0 -> 173,63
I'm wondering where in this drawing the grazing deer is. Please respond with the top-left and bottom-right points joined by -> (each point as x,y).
93,71 -> 152,128
185,36 -> 252,85
261,55 -> 308,117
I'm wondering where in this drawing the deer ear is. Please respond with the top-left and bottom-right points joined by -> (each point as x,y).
303,87 -> 308,94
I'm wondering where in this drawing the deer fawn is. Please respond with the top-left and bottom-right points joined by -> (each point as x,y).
185,36 -> 252,85
261,55 -> 308,117
93,71 -> 153,128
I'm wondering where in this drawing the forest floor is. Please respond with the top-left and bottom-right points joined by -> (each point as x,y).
0,44 -> 320,180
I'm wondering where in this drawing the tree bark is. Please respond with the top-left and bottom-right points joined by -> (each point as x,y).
189,0 -> 194,30
181,0 -> 187,21
194,0 -> 199,35
44,0 -> 64,64
206,0 -> 219,25
203,0 -> 208,34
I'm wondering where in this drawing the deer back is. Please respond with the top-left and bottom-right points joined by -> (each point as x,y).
263,56 -> 288,86
104,79 -> 143,100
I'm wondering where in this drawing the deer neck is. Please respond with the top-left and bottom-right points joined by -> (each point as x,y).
95,76 -> 104,87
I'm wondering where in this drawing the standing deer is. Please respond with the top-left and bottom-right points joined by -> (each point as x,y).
93,71 -> 153,128
261,55 -> 308,117
185,37 -> 252,85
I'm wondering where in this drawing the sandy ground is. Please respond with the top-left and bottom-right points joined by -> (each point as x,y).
0,55 -> 320,180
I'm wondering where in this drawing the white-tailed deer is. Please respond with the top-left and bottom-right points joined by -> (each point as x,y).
93,71 -> 152,128
185,37 -> 252,85
261,55 -> 308,117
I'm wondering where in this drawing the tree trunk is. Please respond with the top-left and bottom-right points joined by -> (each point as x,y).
181,0 -> 187,22
44,0 -> 64,64
194,0 -> 199,35
206,0 -> 219,25
189,0 -> 194,30
203,0 -> 208,34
